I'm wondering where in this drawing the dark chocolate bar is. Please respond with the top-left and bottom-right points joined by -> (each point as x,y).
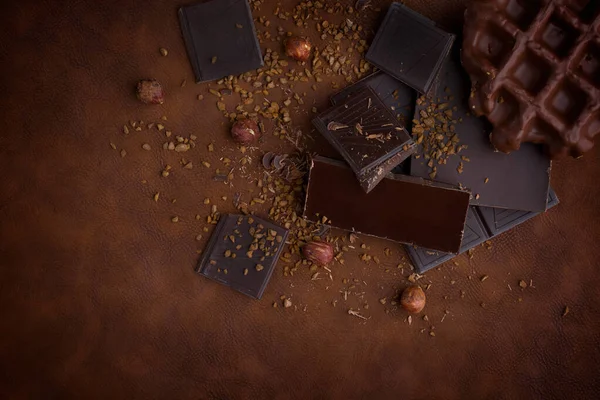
409,53 -> 552,212
196,214 -> 288,299
405,190 -> 559,273
303,156 -> 471,254
330,72 -> 418,132
313,86 -> 415,193
179,0 -> 263,83
365,3 -> 455,94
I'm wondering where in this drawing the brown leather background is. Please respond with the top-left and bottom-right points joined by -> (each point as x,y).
1,0 -> 600,399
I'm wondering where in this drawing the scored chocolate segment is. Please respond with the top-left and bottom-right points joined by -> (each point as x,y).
196,214 -> 288,299
303,157 -> 470,254
406,190 -> 560,273
366,3 -> 455,94
462,0 -> 600,158
313,86 -> 415,193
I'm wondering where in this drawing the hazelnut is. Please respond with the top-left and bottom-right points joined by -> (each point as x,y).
400,286 -> 426,314
136,79 -> 164,104
285,36 -> 312,62
230,119 -> 261,144
302,240 -> 334,266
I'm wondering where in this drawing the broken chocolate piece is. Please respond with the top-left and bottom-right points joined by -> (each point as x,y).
365,3 -> 455,94
331,71 -> 418,132
303,157 -> 470,254
179,0 -> 263,83
313,86 -> 416,193
196,214 -> 288,299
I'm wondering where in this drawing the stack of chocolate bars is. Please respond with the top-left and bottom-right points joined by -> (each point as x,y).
191,0 -> 567,298
306,3 -> 558,274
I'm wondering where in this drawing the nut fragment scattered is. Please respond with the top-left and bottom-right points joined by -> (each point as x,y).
231,118 -> 261,144
400,285 -> 426,314
285,36 -> 312,62
302,240 -> 334,266
159,48 -> 168,57
136,79 -> 164,105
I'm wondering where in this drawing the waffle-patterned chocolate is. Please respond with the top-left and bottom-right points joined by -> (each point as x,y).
462,0 -> 600,158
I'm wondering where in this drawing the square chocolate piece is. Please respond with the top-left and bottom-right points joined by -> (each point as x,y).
312,86 -> 416,193
179,0 -> 263,83
331,72 -> 418,132
410,54 -> 551,212
405,190 -> 559,273
196,214 -> 288,299
365,3 -> 455,94
303,157 -> 471,254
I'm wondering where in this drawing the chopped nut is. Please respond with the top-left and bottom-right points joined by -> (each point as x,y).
519,280 -> 528,288
159,48 -> 168,57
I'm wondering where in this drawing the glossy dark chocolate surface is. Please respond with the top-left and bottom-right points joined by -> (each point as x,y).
365,2 -> 455,94
303,157 -> 470,253
410,54 -> 552,212
197,214 -> 288,299
179,0 -> 263,83
406,190 -> 559,273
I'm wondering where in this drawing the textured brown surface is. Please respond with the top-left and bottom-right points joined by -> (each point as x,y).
1,0 -> 600,399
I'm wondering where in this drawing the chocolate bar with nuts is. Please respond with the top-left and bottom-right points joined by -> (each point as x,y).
313,86 -> 416,193
197,214 -> 289,299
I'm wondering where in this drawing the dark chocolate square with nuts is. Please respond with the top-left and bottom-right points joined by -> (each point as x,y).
196,214 -> 289,299
312,86 -> 415,193
179,0 -> 264,83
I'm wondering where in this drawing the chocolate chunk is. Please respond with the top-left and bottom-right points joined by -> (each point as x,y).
462,0 -> 600,158
196,214 -> 288,299
410,53 -> 552,212
365,3 -> 455,94
303,157 -> 471,254
406,190 -> 559,273
313,86 -> 416,193
331,71 -> 418,132
179,0 -> 263,83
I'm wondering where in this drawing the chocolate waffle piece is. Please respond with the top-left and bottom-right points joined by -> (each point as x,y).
462,0 -> 600,158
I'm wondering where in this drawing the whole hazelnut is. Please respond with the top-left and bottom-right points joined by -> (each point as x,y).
230,119 -> 261,144
285,36 -> 312,62
400,285 -> 426,314
136,79 -> 164,104
302,240 -> 334,266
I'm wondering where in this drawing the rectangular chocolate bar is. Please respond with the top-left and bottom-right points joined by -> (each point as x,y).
303,157 -> 471,254
313,86 -> 416,193
330,72 -> 418,132
179,0 -> 263,83
405,190 -> 559,273
196,214 -> 288,299
365,3 -> 455,94
409,54 -> 552,212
